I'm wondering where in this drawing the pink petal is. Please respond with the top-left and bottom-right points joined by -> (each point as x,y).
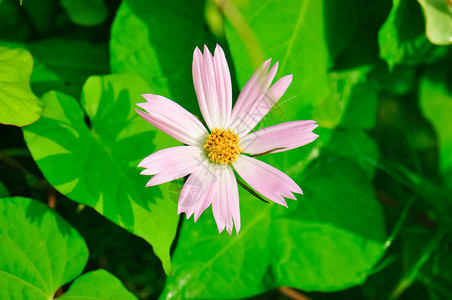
229,59 -> 271,117
232,155 -> 302,206
136,94 -> 207,146
178,161 -> 217,220
228,61 -> 290,136
241,120 -> 319,155
139,146 -> 203,186
211,166 -> 241,234
192,44 -> 232,129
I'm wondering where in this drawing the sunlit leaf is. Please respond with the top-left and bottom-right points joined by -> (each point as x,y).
161,154 -> 386,299
0,196 -> 88,299
23,74 -> 180,274
225,0 -> 329,124
0,197 -> 137,299
0,47 -> 43,127
418,0 -> 452,45
59,270 -> 136,300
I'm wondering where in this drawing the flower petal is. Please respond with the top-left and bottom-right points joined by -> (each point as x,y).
192,44 -> 232,129
232,155 -> 302,206
178,161 -> 217,220
241,120 -> 319,155
136,94 -> 207,146
229,61 -> 288,136
229,59 -> 271,118
139,146 -> 204,186
211,165 -> 241,234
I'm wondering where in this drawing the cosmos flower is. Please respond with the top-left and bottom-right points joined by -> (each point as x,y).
136,44 -> 318,235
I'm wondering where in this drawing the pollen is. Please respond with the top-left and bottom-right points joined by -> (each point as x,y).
203,128 -> 242,164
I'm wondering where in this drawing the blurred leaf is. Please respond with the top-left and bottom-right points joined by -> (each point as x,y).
0,196 -> 88,299
0,181 -> 8,198
60,0 -> 108,27
23,74 -> 180,274
322,129 -> 379,178
0,0 -> 34,41
0,47 -> 43,127
378,0 -> 449,68
419,64 -> 452,187
110,0 -> 213,114
225,0 -> 328,124
21,0 -> 59,36
324,0 -> 390,70
324,0 -> 369,67
418,0 -> 452,45
313,68 -> 377,130
339,73 -> 378,129
161,156 -> 386,299
59,270 -> 136,300
369,64 -> 417,94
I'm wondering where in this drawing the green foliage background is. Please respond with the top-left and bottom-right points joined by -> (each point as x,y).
0,0 -> 451,299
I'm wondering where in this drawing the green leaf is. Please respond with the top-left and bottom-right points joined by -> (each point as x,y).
419,64 -> 452,187
110,0 -> 213,114
312,68 -> 377,130
59,270 -> 136,300
338,74 -> 378,130
378,0 -> 449,68
225,0 -> 329,124
418,0 -> 452,45
369,64 -> 417,95
161,155 -> 386,299
0,196 -> 88,299
0,197 -> 137,299
23,74 -> 180,274
224,0 -> 369,176
0,47 -> 43,127
322,129 -> 379,179
60,0 -> 108,27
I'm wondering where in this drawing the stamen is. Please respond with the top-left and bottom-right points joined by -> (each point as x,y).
203,128 -> 242,164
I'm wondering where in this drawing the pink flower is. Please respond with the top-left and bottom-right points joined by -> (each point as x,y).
137,45 -> 318,235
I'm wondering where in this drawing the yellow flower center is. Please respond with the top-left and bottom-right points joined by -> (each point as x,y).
203,128 -> 242,164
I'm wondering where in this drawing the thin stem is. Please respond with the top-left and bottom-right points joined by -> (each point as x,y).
236,177 -> 269,203
389,228 -> 446,299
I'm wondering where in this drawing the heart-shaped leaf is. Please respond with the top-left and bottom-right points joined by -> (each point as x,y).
0,196 -> 136,299
0,196 -> 87,299
23,74 -> 180,274
0,47 -> 43,127
161,153 -> 386,299
58,270 -> 136,300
